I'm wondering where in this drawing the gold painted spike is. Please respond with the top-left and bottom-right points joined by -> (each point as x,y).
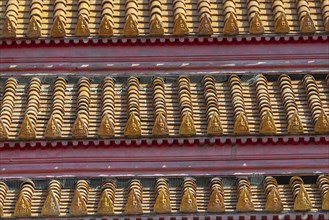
124,113 -> 142,137
300,13 -> 316,33
265,188 -> 283,212
70,190 -> 88,216
150,15 -> 164,36
198,15 -> 213,36
0,119 -> 8,139
173,14 -> 189,36
14,194 -> 31,217
207,112 -> 223,135
154,189 -> 171,213
19,115 -> 36,139
2,16 -> 16,38
99,15 -> 114,37
152,113 -> 169,136
180,188 -> 198,213
315,110 -> 329,133
72,114 -> 88,137
123,14 -> 139,37
294,185 -> 312,211
207,188 -> 225,212
224,13 -> 239,35
275,13 -> 290,34
45,115 -> 62,138
51,16 -> 66,37
322,190 -> 329,210
27,16 -> 42,38
41,190 -> 60,216
179,113 -> 196,136
97,190 -> 115,215
249,13 -> 264,34
259,110 -> 277,134
75,15 -> 90,37
98,113 -> 115,137
125,190 -> 143,215
234,112 -> 249,134
287,111 -> 304,134
236,187 -> 254,212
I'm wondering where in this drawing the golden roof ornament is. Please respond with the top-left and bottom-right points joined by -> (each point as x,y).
27,16 -> 42,38
124,112 -> 142,137
70,190 -> 88,216
19,115 -> 36,139
2,16 -> 16,38
124,14 -> 139,37
198,14 -> 213,36
224,13 -> 239,35
234,112 -> 249,134
287,110 -> 304,134
207,112 -> 223,135
236,186 -> 254,212
45,115 -> 61,138
274,12 -> 290,33
173,14 -> 189,36
75,15 -> 90,36
300,13 -> 316,33
14,194 -> 32,217
72,114 -> 89,138
154,189 -> 171,213
0,120 -> 7,139
150,14 -> 164,36
180,188 -> 197,213
207,187 -> 225,212
41,190 -> 60,216
315,110 -> 329,133
125,190 -> 143,214
290,176 -> 312,211
249,13 -> 264,34
317,175 -> 329,210
259,110 -> 277,134
51,16 -> 66,37
152,113 -> 169,136
179,113 -> 196,136
264,176 -> 283,212
99,16 -> 114,37
98,113 -> 115,137
98,190 -> 115,215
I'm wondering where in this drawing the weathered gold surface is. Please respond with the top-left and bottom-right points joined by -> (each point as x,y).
0,120 -> 8,139
274,13 -> 290,33
234,112 -> 249,134
179,113 -> 196,136
249,13 -> 264,34
45,115 -> 62,138
173,14 -> 189,36
19,115 -> 36,139
265,188 -> 283,212
51,16 -> 66,37
287,111 -> 304,133
124,113 -> 142,137
207,188 -> 225,212
315,110 -> 329,133
154,189 -> 171,213
14,194 -> 31,217
236,187 -> 254,212
207,112 -> 223,135
180,189 -> 197,213
294,185 -> 313,211
300,13 -> 316,33
70,190 -> 88,216
75,15 -> 90,37
125,190 -> 143,215
223,13 -> 239,35
152,113 -> 169,136
2,17 -> 16,38
123,15 -> 139,37
150,15 -> 164,36
98,113 -> 115,137
27,16 -> 42,38
72,114 -> 89,138
99,16 -> 114,37
259,110 -> 277,134
198,15 -> 213,35
97,190 -> 115,215
41,190 -> 60,216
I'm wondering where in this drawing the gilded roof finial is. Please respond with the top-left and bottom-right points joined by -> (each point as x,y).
14,180 -> 35,217
75,0 -> 91,36
197,0 -> 213,35
296,0 -> 316,33
290,176 -> 313,211
317,175 -> 329,210
236,177 -> 254,212
125,179 -> 143,214
180,178 -> 198,213
271,0 -> 290,33
70,180 -> 89,216
41,180 -> 61,216
123,0 -> 139,36
154,178 -> 171,213
223,0 -> 239,35
98,180 -> 116,215
207,178 -> 225,212
149,0 -> 164,35
2,0 -> 19,38
247,0 -> 264,34
51,0 -> 67,37
263,176 -> 283,212
173,0 -> 189,35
